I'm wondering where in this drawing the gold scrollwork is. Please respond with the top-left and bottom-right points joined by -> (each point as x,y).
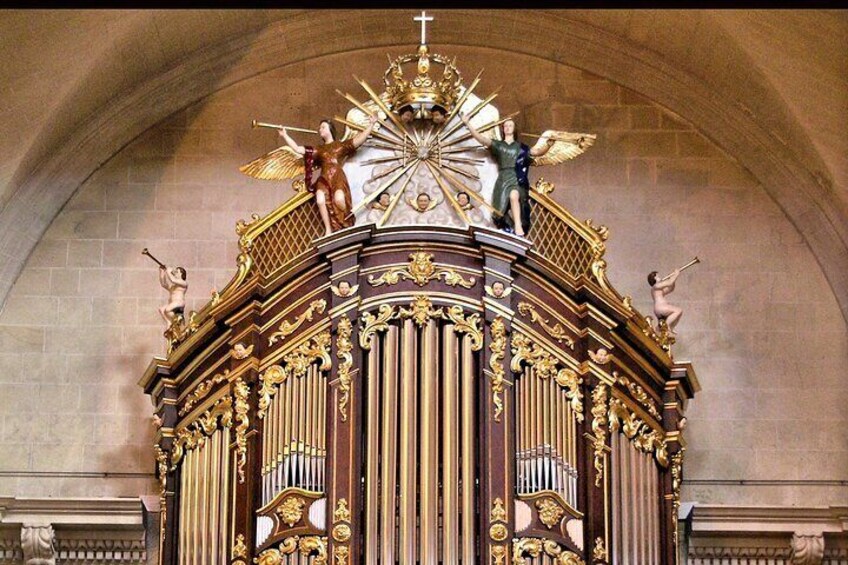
331,498 -> 351,564
608,398 -> 668,467
359,304 -> 395,350
491,544 -> 507,565
333,546 -> 350,565
233,378 -> 250,483
643,316 -> 675,358
534,177 -> 554,195
179,369 -> 230,416
171,395 -> 233,469
153,445 -> 167,495
336,316 -> 353,422
512,538 -> 585,565
489,318 -> 507,423
535,496 -> 565,529
593,537 -> 608,562
367,251 -> 476,289
255,536 -> 328,565
614,371 -> 662,421
446,305 -> 484,351
591,384 -> 609,488
269,299 -> 328,346
511,333 -> 584,421
517,302 -> 574,348
398,294 -> 444,327
277,496 -> 306,528
258,331 -> 332,419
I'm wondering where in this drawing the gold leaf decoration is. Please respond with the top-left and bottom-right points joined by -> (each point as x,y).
232,342 -> 254,360
511,333 -> 584,422
489,318 -> 507,422
490,496 -> 507,523
336,316 -> 353,422
232,533 -> 248,559
233,378 -> 250,483
269,299 -> 328,346
277,496 -> 306,528
517,302 -> 574,348
171,395 -> 233,469
359,304 -> 396,350
512,538 -> 585,565
398,294 -> 444,327
608,398 -> 668,467
591,384 -> 609,488
367,251 -> 475,289
593,537 -> 608,562
445,305 -> 484,351
258,331 -> 332,419
179,369 -> 230,416
535,496 -> 565,529
615,371 -> 662,421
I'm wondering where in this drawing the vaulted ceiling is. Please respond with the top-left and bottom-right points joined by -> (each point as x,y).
0,10 -> 845,319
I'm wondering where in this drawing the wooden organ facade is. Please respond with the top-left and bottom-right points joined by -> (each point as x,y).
140,184 -> 699,565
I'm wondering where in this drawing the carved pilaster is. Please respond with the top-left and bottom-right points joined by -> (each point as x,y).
21,523 -> 54,565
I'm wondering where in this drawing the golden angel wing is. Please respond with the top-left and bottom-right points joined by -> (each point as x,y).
531,130 -> 597,167
239,145 -> 305,181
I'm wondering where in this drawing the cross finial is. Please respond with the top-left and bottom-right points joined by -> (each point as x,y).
414,11 -> 434,45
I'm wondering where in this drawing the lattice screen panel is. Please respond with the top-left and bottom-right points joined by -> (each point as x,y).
530,204 -> 594,279
252,203 -> 324,277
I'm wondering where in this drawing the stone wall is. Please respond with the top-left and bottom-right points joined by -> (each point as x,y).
0,46 -> 845,507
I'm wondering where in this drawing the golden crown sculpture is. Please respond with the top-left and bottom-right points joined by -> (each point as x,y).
383,44 -> 463,112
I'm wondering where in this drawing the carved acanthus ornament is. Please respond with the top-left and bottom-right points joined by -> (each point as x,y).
336,316 -> 354,422
670,449 -> 684,547
535,496 -> 565,529
643,316 -> 675,358
517,302 -> 575,348
614,371 -> 662,421
232,533 -> 248,560
255,536 -> 329,565
511,333 -> 584,421
179,369 -> 230,416
608,398 -> 669,467
269,299 -> 328,346
171,395 -> 233,469
359,304 -> 395,350
512,538 -> 585,565
21,523 -> 55,565
277,496 -> 306,528
791,534 -> 825,565
489,496 -> 509,549
367,251 -> 476,289
491,544 -> 507,565
257,331 -> 332,419
591,384 -> 609,488
399,294 -> 444,327
488,317 -> 507,422
233,378 -> 250,483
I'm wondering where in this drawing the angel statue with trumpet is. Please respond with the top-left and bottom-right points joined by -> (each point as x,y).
460,113 -> 596,237
240,116 -> 380,237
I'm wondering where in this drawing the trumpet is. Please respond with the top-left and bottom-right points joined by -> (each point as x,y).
659,257 -> 700,281
142,248 -> 165,269
251,120 -> 318,135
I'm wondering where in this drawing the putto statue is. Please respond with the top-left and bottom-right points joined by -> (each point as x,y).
143,248 -> 187,325
648,257 -> 700,336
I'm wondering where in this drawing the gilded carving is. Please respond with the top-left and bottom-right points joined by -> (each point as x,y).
233,377 -> 250,483
492,544 -> 507,565
367,251 -> 476,288
232,533 -> 248,559
331,498 -> 351,563
485,281 -> 512,300
534,177 -> 555,195
330,281 -> 359,298
591,384 -> 609,488
277,496 -> 306,528
398,294 -> 444,327
614,371 -> 661,421
511,333 -> 584,421
334,497 -> 351,522
670,449 -> 684,548
517,302 -> 574,347
512,538 -> 585,565
336,316 -> 353,422
489,523 -> 508,542
489,318 -> 507,422
535,496 -> 565,529
255,536 -> 328,565
333,546 -> 350,565
593,537 -> 608,562
608,398 -> 668,467
179,369 -> 230,416
269,299 -> 328,346
584,219 -> 609,241
171,395 -> 233,469
359,304 -> 395,350
446,305 -> 484,350
491,496 -> 508,523
257,331 -> 332,419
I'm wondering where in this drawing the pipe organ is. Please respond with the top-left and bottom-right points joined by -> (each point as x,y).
141,185 -> 699,564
